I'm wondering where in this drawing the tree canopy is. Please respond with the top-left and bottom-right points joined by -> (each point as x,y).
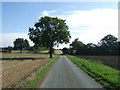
70,38 -> 84,50
97,34 -> 118,55
28,16 -> 71,58
98,34 -> 117,47
13,38 -> 30,53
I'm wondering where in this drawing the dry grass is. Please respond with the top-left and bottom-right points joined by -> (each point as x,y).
11,50 -> 29,53
2,53 -> 50,88
54,50 -> 62,54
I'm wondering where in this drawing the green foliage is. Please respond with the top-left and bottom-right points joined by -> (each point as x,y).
24,39 -> 30,50
14,38 -> 24,53
67,55 -> 120,89
87,43 -> 97,48
28,16 -> 71,58
2,46 -> 13,50
13,38 -> 30,53
97,34 -> 118,55
70,38 -> 84,50
98,34 -> 117,47
24,56 -> 59,88
69,34 -> 119,55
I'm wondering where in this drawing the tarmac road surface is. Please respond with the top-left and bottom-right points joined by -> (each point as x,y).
40,56 -> 104,88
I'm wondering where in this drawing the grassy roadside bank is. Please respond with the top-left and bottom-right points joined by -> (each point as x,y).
66,55 -> 120,89
23,56 -> 59,88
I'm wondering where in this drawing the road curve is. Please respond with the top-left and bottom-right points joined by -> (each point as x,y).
40,56 -> 103,88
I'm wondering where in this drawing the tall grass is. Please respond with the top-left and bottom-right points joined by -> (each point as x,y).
66,55 -> 120,89
24,56 -> 59,88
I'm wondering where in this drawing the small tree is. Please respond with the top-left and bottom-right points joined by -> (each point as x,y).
70,38 -> 84,50
28,16 -> 71,58
14,38 -> 30,53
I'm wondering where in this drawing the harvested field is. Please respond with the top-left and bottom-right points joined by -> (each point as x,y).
1,53 -> 50,88
76,55 -> 119,70
54,50 -> 62,55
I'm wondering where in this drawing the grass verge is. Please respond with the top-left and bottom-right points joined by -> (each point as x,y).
23,56 -> 59,88
66,55 -> 120,89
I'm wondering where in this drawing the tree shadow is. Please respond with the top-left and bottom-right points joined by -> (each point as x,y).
0,57 -> 45,61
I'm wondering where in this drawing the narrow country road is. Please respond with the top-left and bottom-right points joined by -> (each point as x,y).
40,56 -> 104,88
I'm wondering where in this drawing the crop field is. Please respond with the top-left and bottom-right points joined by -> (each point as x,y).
76,55 -> 119,70
54,50 -> 62,55
1,53 -> 50,88
39,49 -> 62,54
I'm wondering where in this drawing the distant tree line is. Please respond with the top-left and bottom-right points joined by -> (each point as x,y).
0,46 -> 12,53
1,38 -> 54,54
62,34 -> 119,56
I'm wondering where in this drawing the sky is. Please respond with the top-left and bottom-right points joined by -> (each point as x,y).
1,2 -> 118,49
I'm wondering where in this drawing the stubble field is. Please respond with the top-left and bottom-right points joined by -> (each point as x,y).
1,53 -> 50,88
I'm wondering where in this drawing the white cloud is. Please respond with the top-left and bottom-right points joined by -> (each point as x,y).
41,10 -> 49,16
59,9 -> 118,29
41,10 -> 57,16
0,33 -> 34,47
69,5 -> 76,8
53,8 -> 118,49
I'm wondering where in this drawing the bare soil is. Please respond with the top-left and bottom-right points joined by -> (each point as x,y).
76,55 -> 119,70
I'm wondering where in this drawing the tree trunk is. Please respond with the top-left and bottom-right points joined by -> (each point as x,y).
20,49 -> 22,53
49,47 -> 52,58
50,53 -> 52,58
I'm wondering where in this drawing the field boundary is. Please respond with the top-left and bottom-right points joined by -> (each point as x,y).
66,55 -> 120,89
23,56 -> 59,88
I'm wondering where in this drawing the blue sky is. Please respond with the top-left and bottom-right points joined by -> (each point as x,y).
1,2 -> 118,49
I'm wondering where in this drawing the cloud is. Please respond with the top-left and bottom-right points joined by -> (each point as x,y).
41,10 -> 57,16
59,9 -> 117,29
69,5 -> 76,8
0,33 -> 34,47
41,10 -> 49,16
53,8 -> 118,49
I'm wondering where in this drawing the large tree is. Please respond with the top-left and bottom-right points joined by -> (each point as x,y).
14,38 -> 30,53
28,16 -> 71,58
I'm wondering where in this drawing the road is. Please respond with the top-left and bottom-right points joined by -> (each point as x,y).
40,56 -> 103,88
